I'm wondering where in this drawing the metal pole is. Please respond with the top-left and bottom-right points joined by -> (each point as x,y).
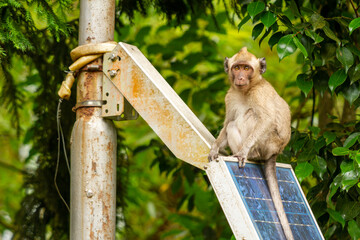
70,0 -> 116,239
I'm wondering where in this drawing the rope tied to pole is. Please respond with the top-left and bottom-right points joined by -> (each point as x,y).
58,41 -> 117,100
56,41 -> 117,211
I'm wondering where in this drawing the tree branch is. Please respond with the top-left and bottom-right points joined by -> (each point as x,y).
350,0 -> 359,18
0,160 -> 26,174
0,218 -> 17,231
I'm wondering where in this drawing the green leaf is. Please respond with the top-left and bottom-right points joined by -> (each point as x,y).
324,131 -> 337,145
135,26 -> 151,44
340,160 -> 354,173
332,147 -> 350,156
336,47 -> 354,73
247,2 -> 265,18
261,12 -> 276,29
278,15 -> 294,30
289,0 -> 301,17
310,13 -> 326,30
327,209 -> 345,228
343,132 -> 360,148
356,153 -> 360,164
338,201 -> 360,221
277,34 -> 297,61
268,32 -> 283,50
329,69 -> 347,93
296,74 -> 312,96
323,25 -> 341,45
308,126 -> 320,136
293,36 -> 308,58
292,137 -> 306,152
348,45 -> 360,57
171,174 -> 182,193
342,83 -> 360,105
348,220 -> 360,240
342,170 -> 359,191
348,64 -> 360,84
295,162 -> 314,183
314,137 -> 326,153
324,225 -> 337,239
349,17 -> 360,35
252,23 -> 264,40
259,28 -> 272,46
305,29 -> 324,44
238,15 -> 251,31
310,156 -> 327,179
328,175 -> 342,208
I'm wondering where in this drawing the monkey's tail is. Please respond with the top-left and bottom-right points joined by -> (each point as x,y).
264,156 -> 294,240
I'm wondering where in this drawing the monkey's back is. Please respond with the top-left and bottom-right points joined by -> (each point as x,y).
254,79 -> 291,155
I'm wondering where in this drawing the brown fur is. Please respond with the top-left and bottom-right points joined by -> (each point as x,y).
209,47 -> 293,240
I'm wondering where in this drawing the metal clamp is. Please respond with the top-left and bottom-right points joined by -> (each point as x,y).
72,100 -> 106,112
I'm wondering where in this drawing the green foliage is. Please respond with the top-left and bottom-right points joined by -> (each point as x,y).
118,0 -> 217,24
277,34 -> 297,61
0,0 -> 359,239
329,69 -> 347,93
349,18 -> 360,35
296,73 -> 313,97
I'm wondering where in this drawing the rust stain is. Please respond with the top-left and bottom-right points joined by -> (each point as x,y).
111,44 -> 211,169
77,107 -> 95,117
76,58 -> 103,118
106,141 -> 113,152
102,193 -> 111,238
128,65 -> 178,148
92,161 -> 97,173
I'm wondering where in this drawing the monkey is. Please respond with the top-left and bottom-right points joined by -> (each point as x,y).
208,47 -> 294,240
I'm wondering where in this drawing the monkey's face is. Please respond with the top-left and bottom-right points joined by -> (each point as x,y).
224,47 -> 267,90
230,63 -> 254,88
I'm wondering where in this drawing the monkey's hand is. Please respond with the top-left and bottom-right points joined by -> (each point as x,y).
208,148 -> 219,162
233,149 -> 248,168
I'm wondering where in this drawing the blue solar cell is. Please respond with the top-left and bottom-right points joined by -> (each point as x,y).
226,161 -> 323,240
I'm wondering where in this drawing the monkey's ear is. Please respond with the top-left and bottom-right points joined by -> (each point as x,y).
224,57 -> 229,73
259,57 -> 266,74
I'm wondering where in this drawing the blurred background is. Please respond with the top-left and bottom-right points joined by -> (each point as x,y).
1,0 -> 359,239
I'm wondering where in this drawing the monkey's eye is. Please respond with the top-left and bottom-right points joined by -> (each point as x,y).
233,65 -> 240,71
244,66 -> 250,71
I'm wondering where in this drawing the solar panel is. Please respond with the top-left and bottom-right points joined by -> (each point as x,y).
205,157 -> 324,240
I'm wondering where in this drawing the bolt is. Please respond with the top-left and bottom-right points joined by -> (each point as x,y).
109,70 -> 117,78
86,189 -> 94,198
216,158 -> 219,162
109,53 -> 117,62
204,165 -> 208,170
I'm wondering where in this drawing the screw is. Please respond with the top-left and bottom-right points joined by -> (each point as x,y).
204,165 -> 208,170
109,54 -> 117,62
109,70 -> 117,78
86,189 -> 94,198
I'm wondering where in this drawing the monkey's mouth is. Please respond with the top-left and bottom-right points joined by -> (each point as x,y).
234,79 -> 248,86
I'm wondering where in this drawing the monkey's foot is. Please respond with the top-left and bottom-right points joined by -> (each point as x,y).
208,152 -> 219,162
234,156 -> 246,168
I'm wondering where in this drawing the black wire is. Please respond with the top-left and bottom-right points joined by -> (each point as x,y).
55,98 -> 70,211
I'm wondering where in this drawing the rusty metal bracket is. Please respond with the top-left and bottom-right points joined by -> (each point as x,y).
73,100 -> 106,112
102,52 -> 139,121
102,42 -> 214,169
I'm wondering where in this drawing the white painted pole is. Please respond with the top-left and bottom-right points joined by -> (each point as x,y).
70,0 -> 116,239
